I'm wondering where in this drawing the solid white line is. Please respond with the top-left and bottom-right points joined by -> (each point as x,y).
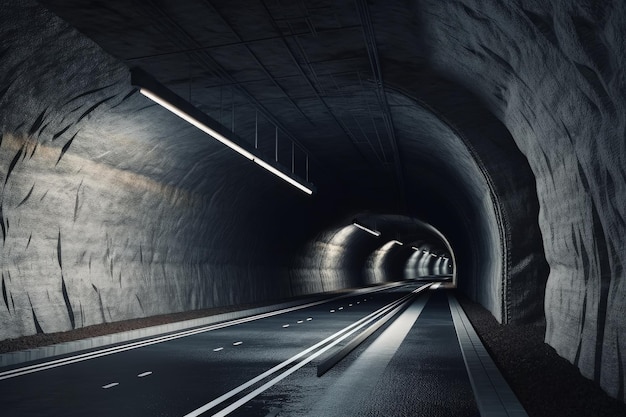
232,342 -> 243,346
448,294 -> 529,417
0,283 -> 407,382
213,347 -> 224,352
137,371 -> 152,378
102,383 -> 119,389
182,283 -> 432,417
210,285 -> 432,417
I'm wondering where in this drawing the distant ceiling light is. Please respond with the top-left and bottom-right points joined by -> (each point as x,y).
352,222 -> 381,237
132,68 -> 314,195
390,240 -> 403,246
411,246 -> 420,251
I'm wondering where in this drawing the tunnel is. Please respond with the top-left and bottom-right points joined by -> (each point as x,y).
0,0 -> 625,415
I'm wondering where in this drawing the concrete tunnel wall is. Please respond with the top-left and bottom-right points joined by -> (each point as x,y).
407,0 -> 626,400
2,0 -> 626,404
0,2 -> 344,340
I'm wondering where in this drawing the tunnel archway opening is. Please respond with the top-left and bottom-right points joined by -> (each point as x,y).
292,213 -> 458,294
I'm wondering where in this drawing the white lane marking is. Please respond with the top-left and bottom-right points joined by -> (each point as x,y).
213,347 -> 224,352
209,285 -> 432,417
0,282 -> 408,382
349,304 -> 353,307
297,320 -> 303,324
330,309 -> 335,313
183,283 -> 432,417
102,383 -> 119,389
357,302 -> 360,304
308,294 -> 431,415
233,341 -> 243,346
338,307 -> 344,310
137,371 -> 152,378
282,324 -> 290,328
306,318 -> 312,321
448,293 -> 529,416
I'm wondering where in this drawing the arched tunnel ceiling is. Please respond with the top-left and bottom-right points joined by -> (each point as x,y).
35,0 -> 488,206
2,0 -> 549,325
3,0 -> 626,403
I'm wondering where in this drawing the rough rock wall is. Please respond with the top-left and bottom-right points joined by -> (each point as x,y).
387,90 -> 505,321
416,0 -> 626,400
0,1 -> 317,341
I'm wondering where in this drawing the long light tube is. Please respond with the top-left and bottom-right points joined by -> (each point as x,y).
390,240 -> 403,246
352,222 -> 381,236
411,246 -> 420,251
139,88 -> 313,195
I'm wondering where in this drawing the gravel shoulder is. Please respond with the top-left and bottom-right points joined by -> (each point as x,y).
458,292 -> 626,417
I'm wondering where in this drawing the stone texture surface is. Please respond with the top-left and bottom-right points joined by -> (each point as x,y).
0,1 -> 321,340
415,0 -> 626,400
2,0 -> 624,404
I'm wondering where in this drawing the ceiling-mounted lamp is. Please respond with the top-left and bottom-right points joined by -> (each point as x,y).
352,221 -> 381,237
411,246 -> 420,251
390,240 -> 403,246
131,68 -> 315,195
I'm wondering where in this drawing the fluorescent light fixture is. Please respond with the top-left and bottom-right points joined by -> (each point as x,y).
132,68 -> 314,195
411,246 -> 420,251
352,222 -> 381,237
390,240 -> 403,246
139,88 -> 256,161
253,157 -> 313,195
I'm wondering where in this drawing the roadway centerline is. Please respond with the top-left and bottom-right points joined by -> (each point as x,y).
183,283 -> 432,417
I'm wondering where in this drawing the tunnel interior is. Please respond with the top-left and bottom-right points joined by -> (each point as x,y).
1,0 -> 625,403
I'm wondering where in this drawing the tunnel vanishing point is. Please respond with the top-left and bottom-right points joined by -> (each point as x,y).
1,0 -> 625,405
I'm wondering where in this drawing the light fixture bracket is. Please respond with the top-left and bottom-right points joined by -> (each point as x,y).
130,68 -> 315,195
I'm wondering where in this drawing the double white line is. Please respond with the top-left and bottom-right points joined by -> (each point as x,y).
185,283 -> 433,417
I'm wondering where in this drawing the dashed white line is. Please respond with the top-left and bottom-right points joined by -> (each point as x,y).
306,318 -> 313,321
137,371 -> 152,378
102,383 -> 119,389
357,302 -> 360,304
338,307 -> 344,310
282,324 -> 290,328
349,304 -> 353,307
213,347 -> 224,352
330,310 -> 335,313
233,341 -> 243,346
297,320 -> 303,324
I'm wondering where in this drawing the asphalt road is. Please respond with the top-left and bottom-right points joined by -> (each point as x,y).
0,283 -> 477,417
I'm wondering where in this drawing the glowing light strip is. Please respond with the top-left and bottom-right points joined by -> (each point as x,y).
390,240 -> 403,246
253,157 -> 313,195
411,246 -> 420,251
139,88 -> 313,195
352,222 -> 381,236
